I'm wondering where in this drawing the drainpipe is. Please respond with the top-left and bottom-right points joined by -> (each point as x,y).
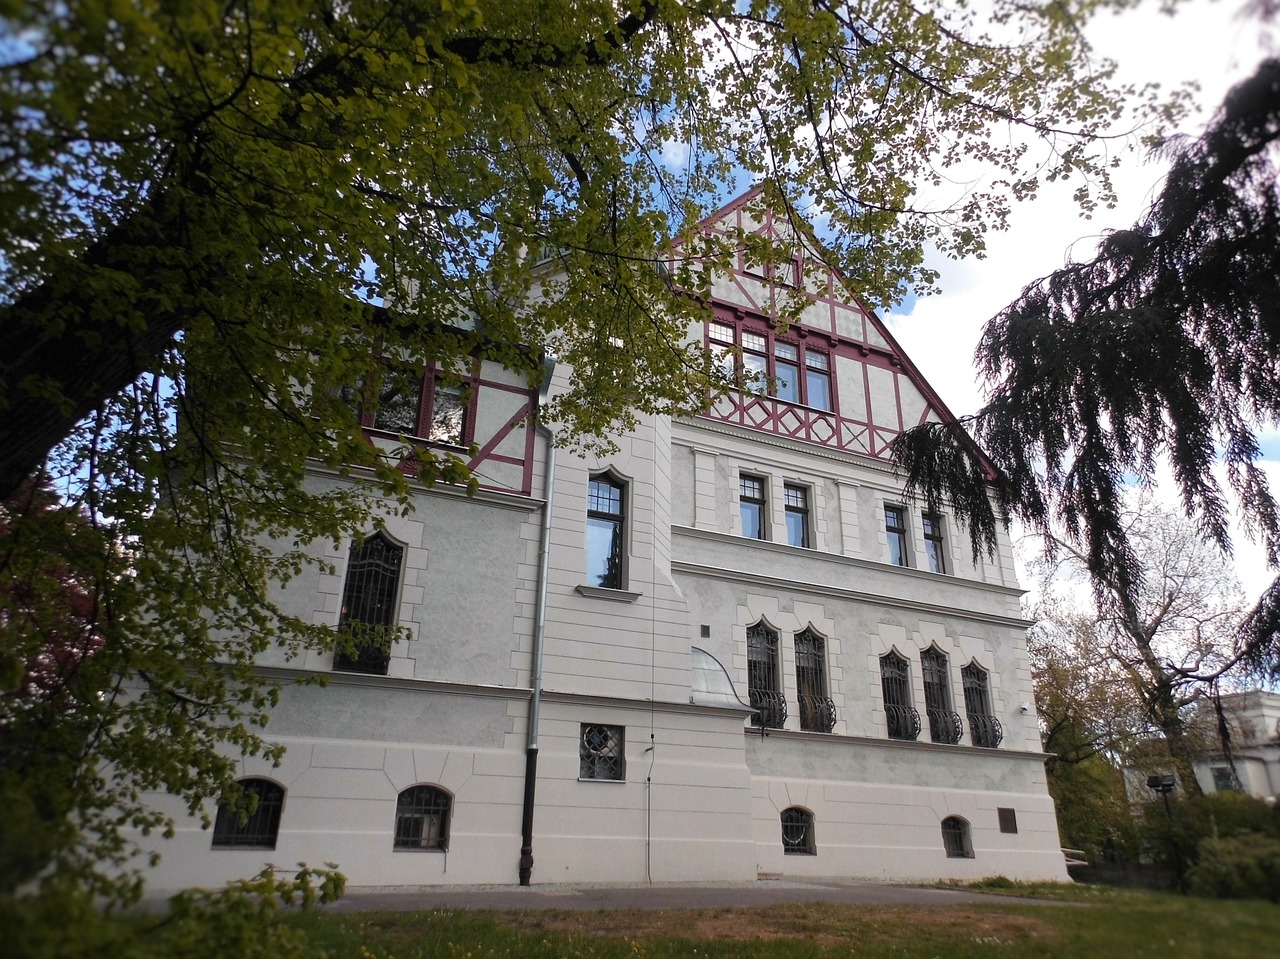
519,357 -> 557,885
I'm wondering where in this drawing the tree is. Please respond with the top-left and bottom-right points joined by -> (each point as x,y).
1026,502 -> 1249,797
0,0 -> 1180,902
895,56 -> 1280,676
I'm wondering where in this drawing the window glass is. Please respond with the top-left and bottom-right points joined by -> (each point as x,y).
795,629 -> 834,732
774,341 -> 800,402
781,807 -> 815,854
740,474 -> 766,539
212,779 -> 285,849
586,477 -> 625,588
805,351 -> 832,410
923,513 -> 946,573
747,622 -> 785,729
394,785 -> 451,851
784,484 -> 809,548
334,532 -> 404,675
428,384 -> 465,445
373,370 -> 420,434
708,322 -> 735,344
885,506 -> 908,566
942,816 -> 973,858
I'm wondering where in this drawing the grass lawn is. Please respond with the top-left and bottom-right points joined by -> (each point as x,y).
294,885 -> 1279,958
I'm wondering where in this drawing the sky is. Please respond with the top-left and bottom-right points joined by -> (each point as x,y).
882,0 -> 1277,602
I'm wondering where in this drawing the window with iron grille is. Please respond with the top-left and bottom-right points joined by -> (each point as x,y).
922,647 -> 961,744
880,651 -> 919,740
795,628 -> 835,732
997,807 -> 1018,834
586,475 -> 626,589
781,807 -> 816,855
212,778 -> 285,849
740,474 -> 767,540
394,784 -> 451,850
962,662 -> 1003,748
942,816 -> 974,858
885,506 -> 909,566
784,484 -> 810,548
579,724 -> 625,780
747,622 -> 786,729
922,512 -> 946,573
333,531 -> 404,675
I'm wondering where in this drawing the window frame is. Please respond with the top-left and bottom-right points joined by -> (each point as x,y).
922,512 -> 946,573
706,319 -> 835,411
922,646 -> 962,745
880,650 -> 920,741
333,530 -> 405,675
579,723 -> 626,781
941,816 -> 974,858
781,806 -> 816,855
586,474 -> 627,590
393,784 -> 452,851
348,363 -> 472,448
783,483 -> 811,548
962,662 -> 1003,748
747,621 -> 786,729
211,778 -> 285,850
740,473 -> 768,540
884,505 -> 909,567
794,628 -> 835,733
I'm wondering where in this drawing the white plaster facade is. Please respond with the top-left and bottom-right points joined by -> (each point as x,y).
140,191 -> 1067,892
1194,690 -> 1280,801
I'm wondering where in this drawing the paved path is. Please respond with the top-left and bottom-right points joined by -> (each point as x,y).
332,878 -> 1047,913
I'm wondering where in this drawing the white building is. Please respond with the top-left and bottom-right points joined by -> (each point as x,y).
1194,690 -> 1280,801
142,191 -> 1068,892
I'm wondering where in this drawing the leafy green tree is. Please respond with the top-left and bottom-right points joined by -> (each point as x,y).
896,57 -> 1280,676
0,0 -> 1182,904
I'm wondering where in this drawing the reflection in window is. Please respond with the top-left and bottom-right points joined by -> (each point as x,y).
784,484 -> 809,547
740,474 -> 767,540
923,513 -> 946,573
885,506 -> 908,567
428,384 -> 465,445
805,350 -> 832,411
586,476 -> 625,589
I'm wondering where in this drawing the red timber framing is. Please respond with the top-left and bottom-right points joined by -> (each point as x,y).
693,189 -> 960,462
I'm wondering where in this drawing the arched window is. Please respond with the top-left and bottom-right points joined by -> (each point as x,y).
879,651 -> 919,741
962,662 -> 1003,748
212,778 -> 285,849
921,647 -> 962,744
941,816 -> 973,859
334,531 -> 404,675
747,621 -> 785,729
586,474 -> 626,589
795,628 -> 835,732
781,807 -> 816,855
394,784 -> 452,851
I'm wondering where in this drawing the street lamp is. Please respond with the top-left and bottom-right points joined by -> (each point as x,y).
1146,774 -> 1184,891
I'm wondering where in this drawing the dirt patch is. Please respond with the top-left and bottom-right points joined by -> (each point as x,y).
497,903 -> 1055,949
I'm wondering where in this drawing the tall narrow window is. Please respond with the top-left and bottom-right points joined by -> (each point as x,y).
795,629 -> 835,732
372,367 -> 421,434
922,648 -> 962,744
885,506 -> 908,567
334,532 -> 404,675
941,816 -> 974,858
774,342 -> 801,402
427,382 -> 466,445
781,807 -> 816,855
747,622 -> 786,729
922,513 -> 946,573
212,778 -> 285,849
586,475 -> 626,588
742,330 -> 769,393
394,785 -> 451,851
740,474 -> 767,540
784,484 -> 810,548
962,663 -> 1003,748
880,652 -> 920,741
805,350 -> 832,411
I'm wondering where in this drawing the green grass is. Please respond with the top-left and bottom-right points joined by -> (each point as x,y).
291,887 -> 1280,959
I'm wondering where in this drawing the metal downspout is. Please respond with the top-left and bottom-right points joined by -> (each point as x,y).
519,367 -> 556,885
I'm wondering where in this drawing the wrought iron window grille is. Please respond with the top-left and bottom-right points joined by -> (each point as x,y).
394,784 -> 451,851
333,532 -> 404,675
212,778 -> 285,849
962,663 -> 1003,748
579,723 -> 626,780
880,651 -> 920,741
748,622 -> 786,729
922,648 -> 962,744
781,807 -> 816,855
942,816 -> 974,858
795,628 -> 836,732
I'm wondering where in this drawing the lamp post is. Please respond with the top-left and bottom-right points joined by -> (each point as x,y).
1147,774 -> 1185,891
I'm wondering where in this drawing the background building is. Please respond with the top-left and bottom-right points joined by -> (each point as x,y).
140,191 -> 1068,891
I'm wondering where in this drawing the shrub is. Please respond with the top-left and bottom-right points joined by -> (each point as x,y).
1187,832 -> 1280,902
